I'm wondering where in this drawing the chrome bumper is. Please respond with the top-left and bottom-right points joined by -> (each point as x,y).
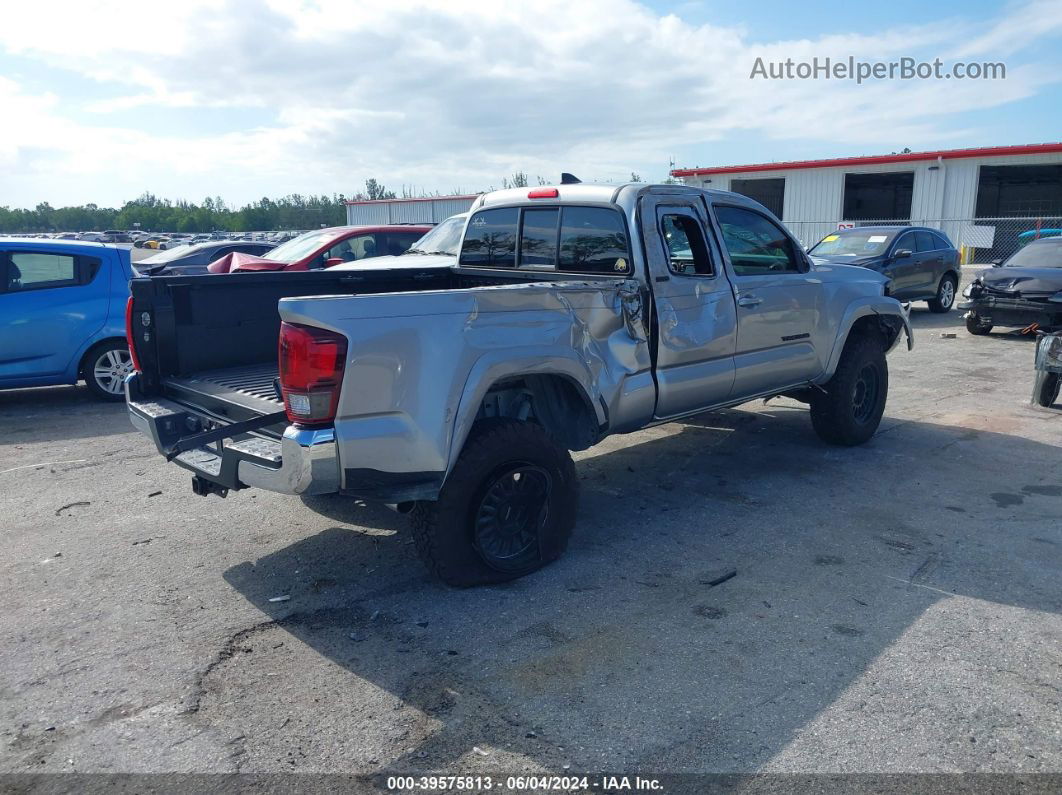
125,374 -> 339,496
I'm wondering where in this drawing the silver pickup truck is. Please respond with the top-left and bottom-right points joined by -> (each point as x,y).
125,183 -> 912,585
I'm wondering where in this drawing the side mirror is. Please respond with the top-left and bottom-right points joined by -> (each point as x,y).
892,249 -> 913,260
991,258 -> 1003,267
323,257 -> 344,268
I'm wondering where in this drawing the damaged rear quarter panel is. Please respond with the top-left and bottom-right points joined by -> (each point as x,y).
277,280 -> 654,495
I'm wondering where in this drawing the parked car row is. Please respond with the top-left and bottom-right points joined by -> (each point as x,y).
207,224 -> 431,272
3,229 -> 317,250
135,240 -> 277,276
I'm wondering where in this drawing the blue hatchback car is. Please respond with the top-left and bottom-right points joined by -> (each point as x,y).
0,239 -> 134,400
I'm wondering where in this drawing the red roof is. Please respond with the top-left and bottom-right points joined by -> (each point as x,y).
344,193 -> 480,206
671,143 -> 1062,178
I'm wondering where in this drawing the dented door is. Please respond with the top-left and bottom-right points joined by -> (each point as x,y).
640,196 -> 738,418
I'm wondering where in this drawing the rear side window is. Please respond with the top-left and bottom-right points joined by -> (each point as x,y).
3,252 -> 96,292
559,207 -> 629,274
915,231 -> 938,252
460,208 -> 519,267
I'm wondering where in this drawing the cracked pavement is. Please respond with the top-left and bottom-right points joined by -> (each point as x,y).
1,285 -> 1060,775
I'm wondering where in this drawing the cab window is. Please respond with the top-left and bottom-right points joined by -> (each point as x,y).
520,208 -> 559,268
714,206 -> 801,275
559,207 -> 629,274
459,208 -> 519,267
460,206 -> 630,274
659,213 -> 713,275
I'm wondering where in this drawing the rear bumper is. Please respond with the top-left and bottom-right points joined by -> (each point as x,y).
125,373 -> 339,495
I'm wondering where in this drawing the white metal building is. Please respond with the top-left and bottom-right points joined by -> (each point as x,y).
672,143 -> 1062,259
344,194 -> 479,226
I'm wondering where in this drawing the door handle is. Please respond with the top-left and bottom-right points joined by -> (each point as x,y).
737,295 -> 763,308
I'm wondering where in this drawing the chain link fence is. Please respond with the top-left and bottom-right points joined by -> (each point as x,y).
786,217 -> 1062,265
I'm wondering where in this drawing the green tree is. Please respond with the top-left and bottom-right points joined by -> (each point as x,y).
364,178 -> 396,200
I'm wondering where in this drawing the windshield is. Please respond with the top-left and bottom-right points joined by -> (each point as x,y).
408,215 -> 466,255
264,230 -> 335,262
1004,239 -> 1062,268
809,230 -> 892,258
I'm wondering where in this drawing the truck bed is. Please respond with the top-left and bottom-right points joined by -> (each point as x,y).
163,363 -> 282,421
128,266 -> 552,420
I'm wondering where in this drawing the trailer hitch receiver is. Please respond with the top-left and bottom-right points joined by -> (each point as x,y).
191,475 -> 229,498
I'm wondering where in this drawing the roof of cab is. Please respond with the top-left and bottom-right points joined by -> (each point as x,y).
471,182 -> 775,216
474,183 -> 623,209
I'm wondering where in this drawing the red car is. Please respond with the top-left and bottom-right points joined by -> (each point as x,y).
207,225 -> 431,273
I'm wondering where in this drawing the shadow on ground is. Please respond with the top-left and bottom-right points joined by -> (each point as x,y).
0,385 -> 130,443
213,403 -> 1061,773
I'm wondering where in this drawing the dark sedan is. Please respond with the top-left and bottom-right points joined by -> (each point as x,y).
808,226 -> 960,312
960,237 -> 1062,335
135,240 -> 275,275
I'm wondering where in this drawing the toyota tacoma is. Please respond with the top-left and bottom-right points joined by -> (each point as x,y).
125,183 -> 912,585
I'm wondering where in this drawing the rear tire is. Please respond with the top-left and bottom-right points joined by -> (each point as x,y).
927,274 -> 957,313
965,313 -> 993,335
410,419 -> 578,587
83,340 -> 133,401
1033,370 -> 1061,408
810,334 -> 888,446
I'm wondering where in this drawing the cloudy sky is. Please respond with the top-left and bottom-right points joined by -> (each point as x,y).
1,0 -> 1060,208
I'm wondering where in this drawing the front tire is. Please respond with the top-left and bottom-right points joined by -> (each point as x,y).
83,340 -> 133,401
1033,370 -> 1061,408
965,313 -> 993,335
927,274 -> 957,313
810,334 -> 888,446
410,419 -> 577,587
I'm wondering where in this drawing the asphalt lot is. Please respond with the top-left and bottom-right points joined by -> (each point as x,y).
0,275 -> 1060,778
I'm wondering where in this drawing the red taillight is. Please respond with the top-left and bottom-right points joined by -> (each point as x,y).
528,188 -> 559,199
125,296 -> 143,372
278,322 -> 348,426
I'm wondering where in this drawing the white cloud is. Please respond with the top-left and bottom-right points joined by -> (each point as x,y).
0,0 -> 1058,207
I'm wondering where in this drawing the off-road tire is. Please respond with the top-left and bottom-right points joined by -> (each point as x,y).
965,313 -> 993,335
810,334 -> 888,446
1033,370 -> 1061,408
927,273 -> 957,313
410,419 -> 578,587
